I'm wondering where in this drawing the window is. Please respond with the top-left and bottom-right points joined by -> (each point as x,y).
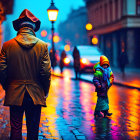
109,1 -> 113,22
120,0 -> 124,17
95,8 -> 98,26
115,0 -> 119,20
137,0 -> 140,15
104,3 -> 108,23
100,6 -> 103,24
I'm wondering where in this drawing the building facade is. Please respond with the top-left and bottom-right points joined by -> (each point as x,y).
85,0 -> 140,68
58,7 -> 89,47
0,0 -> 14,50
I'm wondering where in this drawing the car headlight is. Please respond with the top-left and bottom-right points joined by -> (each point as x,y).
64,57 -> 70,64
80,58 -> 90,65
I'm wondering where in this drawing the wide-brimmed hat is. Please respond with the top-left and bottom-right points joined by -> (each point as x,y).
13,9 -> 41,32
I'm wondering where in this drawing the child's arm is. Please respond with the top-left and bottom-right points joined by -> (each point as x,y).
93,70 -> 102,88
109,71 -> 114,88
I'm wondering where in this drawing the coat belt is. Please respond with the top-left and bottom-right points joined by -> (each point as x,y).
7,80 -> 40,85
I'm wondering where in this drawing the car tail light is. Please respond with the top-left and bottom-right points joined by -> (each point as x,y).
80,58 -> 90,65
64,57 -> 70,64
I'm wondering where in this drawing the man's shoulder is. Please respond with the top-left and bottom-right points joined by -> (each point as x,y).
3,38 -> 15,44
36,38 -> 48,46
2,38 -> 16,49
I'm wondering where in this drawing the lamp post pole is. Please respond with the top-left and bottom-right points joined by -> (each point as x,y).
51,21 -> 55,59
47,0 -> 58,69
51,0 -> 55,69
51,20 -> 56,70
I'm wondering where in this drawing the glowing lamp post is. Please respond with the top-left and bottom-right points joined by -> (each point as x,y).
47,0 -> 59,69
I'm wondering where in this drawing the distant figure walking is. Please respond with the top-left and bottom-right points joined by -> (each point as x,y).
119,51 -> 128,78
59,50 -> 66,73
0,9 -> 51,140
72,46 -> 81,79
49,48 -> 57,70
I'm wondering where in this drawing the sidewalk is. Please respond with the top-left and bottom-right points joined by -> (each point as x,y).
52,66 -> 140,90
112,67 -> 140,89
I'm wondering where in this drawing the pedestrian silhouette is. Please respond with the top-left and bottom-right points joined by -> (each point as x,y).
59,50 -> 66,73
0,9 -> 51,140
119,51 -> 128,79
49,48 -> 57,70
72,46 -> 81,79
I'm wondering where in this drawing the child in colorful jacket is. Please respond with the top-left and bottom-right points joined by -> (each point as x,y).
93,55 -> 114,117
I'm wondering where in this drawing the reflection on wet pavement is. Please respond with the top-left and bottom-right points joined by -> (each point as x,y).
0,75 -> 140,140
38,76 -> 140,139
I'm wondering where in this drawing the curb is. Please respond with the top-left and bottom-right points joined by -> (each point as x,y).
0,98 -> 4,103
113,82 -> 140,90
0,88 -> 4,103
52,74 -> 140,90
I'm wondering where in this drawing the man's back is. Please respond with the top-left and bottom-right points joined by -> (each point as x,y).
0,27 -> 51,106
5,28 -> 46,80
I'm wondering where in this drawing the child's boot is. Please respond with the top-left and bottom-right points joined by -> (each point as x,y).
102,110 -> 112,117
94,111 -> 103,117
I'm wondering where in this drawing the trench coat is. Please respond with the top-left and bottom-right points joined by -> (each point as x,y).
0,27 -> 51,106
59,50 -> 66,68
72,47 -> 80,70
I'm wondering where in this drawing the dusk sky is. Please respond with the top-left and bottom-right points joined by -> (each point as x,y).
4,0 -> 85,38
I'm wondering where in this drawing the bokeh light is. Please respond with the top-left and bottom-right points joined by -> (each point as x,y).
92,36 -> 98,45
80,58 -> 90,65
41,30 -> 47,37
64,44 -> 70,52
86,23 -> 93,31
53,35 -> 60,43
64,57 -> 70,64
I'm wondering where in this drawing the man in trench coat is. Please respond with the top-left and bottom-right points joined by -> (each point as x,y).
0,9 -> 51,140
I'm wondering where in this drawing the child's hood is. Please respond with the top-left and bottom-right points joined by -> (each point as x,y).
100,55 -> 110,66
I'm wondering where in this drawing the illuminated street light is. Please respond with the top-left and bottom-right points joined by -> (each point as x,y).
86,23 -> 93,31
47,0 -> 59,69
47,1 -> 58,22
92,35 -> 98,45
53,35 -> 60,43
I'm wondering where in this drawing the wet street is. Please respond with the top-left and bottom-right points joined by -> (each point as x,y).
0,75 -> 140,140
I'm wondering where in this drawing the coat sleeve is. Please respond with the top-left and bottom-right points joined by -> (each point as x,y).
109,71 -> 114,85
0,44 -> 7,90
93,70 -> 102,88
40,45 -> 51,97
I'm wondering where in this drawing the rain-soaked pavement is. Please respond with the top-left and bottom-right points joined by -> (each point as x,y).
0,75 -> 140,140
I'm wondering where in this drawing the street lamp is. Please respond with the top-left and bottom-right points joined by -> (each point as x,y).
47,0 -> 59,69
85,23 -> 93,31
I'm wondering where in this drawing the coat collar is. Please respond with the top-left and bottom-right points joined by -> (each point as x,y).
17,27 -> 36,36
15,27 -> 38,49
